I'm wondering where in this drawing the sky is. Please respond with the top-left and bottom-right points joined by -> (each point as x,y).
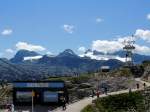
0,0 -> 150,58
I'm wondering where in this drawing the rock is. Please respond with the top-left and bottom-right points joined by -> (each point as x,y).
142,66 -> 150,81
78,83 -> 92,89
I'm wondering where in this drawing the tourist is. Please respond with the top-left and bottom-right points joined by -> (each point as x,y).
129,88 -> 132,93
6,104 -> 11,112
136,83 -> 139,89
11,104 -> 14,112
91,89 -> 95,98
61,97 -> 67,110
96,90 -> 100,98
48,108 -> 52,112
104,87 -> 108,95
143,83 -> 146,88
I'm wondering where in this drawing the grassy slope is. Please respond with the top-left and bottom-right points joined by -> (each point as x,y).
81,92 -> 145,112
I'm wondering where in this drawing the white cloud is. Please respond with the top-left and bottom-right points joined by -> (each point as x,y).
1,29 -> 13,36
147,13 -> 150,20
117,36 -> 135,43
5,49 -> 14,53
16,42 -> 46,51
63,24 -> 75,34
46,51 -> 53,55
80,51 -> 109,61
92,40 -> 123,54
135,29 -> 150,42
96,17 -> 103,23
79,28 -> 150,56
91,36 -> 150,55
134,44 -> 150,55
78,46 -> 86,53
79,50 -> 126,62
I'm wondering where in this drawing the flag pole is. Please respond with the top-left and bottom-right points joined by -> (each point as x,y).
32,90 -> 34,112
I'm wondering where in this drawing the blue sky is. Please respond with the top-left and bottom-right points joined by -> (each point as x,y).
0,0 -> 150,58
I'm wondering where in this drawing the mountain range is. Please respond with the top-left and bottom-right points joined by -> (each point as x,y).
0,49 -> 150,81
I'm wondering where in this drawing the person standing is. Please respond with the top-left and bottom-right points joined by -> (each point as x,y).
104,87 -> 108,95
129,88 -> 132,93
143,83 -> 146,89
11,104 -> 14,112
48,108 -> 52,112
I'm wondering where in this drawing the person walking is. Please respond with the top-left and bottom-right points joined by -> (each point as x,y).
136,83 -> 139,89
61,97 -> 67,110
91,89 -> 95,98
96,90 -> 100,98
143,83 -> 146,89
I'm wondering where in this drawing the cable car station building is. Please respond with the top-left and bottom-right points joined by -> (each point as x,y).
13,81 -> 68,106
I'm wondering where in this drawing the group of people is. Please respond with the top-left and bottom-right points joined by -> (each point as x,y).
92,82 -> 147,98
91,89 -> 99,98
136,82 -> 146,89
129,82 -> 146,93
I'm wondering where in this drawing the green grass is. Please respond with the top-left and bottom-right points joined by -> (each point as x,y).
81,105 -> 96,112
127,79 -> 133,84
81,92 -> 145,112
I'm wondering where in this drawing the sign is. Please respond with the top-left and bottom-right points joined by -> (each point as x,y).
27,83 -> 49,88
44,92 -> 58,102
14,82 -> 64,88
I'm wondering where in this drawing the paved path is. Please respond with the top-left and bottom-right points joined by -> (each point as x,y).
53,89 -> 139,112
135,78 -> 150,86
53,78 -> 150,112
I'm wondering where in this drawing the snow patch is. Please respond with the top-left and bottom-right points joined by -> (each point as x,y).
24,55 -> 43,61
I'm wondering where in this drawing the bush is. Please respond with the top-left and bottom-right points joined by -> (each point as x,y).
119,68 -> 132,77
70,75 -> 90,84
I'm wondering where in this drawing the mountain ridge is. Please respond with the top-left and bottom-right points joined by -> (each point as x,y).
10,50 -> 40,63
0,49 -> 149,81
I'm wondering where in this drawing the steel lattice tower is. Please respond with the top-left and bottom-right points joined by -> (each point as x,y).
123,35 -> 135,67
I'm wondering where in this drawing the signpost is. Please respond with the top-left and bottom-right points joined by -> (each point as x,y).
32,90 -> 35,112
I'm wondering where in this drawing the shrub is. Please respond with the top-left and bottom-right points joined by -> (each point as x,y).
81,105 -> 96,112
